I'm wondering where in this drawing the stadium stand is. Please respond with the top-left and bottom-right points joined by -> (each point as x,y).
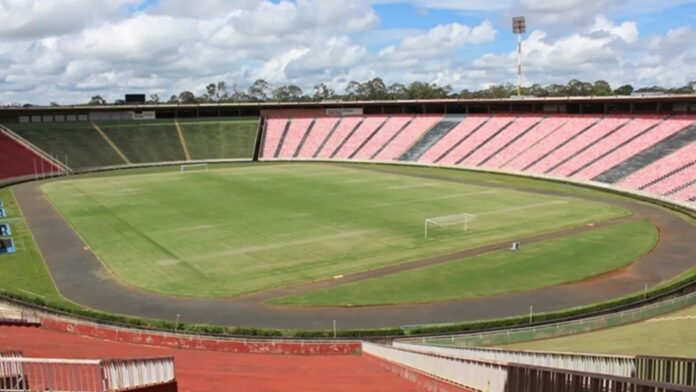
525,115 -> 617,174
417,115 -> 489,164
484,115 -> 568,169
278,118 -> 315,158
399,116 -> 462,161
178,119 -> 259,160
296,117 -> 339,158
573,116 -> 696,180
353,116 -> 412,160
619,141 -> 696,189
503,116 -> 600,171
595,121 -> 696,184
262,113 -> 696,205
7,122 -> 125,169
262,118 -> 289,158
99,121 -> 186,164
315,117 -> 363,159
437,116 -> 512,166
373,115 -> 441,161
335,116 -> 388,159
462,115 -> 542,167
0,129 -> 61,181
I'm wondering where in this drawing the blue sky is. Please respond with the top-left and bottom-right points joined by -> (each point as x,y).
0,0 -> 694,104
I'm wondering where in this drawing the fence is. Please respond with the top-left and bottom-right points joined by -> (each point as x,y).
393,342 -> 636,378
0,356 -> 175,392
365,343 -> 696,392
362,342 -> 508,391
637,356 -> 696,387
504,363 -> 696,392
412,291 -> 696,348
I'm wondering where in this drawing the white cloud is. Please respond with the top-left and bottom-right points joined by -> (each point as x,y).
0,0 -> 138,39
0,1 -> 694,105
380,21 -> 496,64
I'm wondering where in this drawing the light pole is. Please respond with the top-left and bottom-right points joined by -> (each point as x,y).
512,16 -> 526,97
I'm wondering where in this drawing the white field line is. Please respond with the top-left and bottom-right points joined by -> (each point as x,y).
369,190 -> 501,208
190,229 -> 377,261
477,200 -> 569,216
385,183 -> 442,190
646,315 -> 696,322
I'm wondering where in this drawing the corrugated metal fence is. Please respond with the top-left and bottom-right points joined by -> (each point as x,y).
0,356 -> 175,392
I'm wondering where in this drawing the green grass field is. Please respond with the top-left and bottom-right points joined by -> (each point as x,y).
503,304 -> 696,357
0,188 -> 65,303
272,219 -> 657,306
40,163 -> 632,299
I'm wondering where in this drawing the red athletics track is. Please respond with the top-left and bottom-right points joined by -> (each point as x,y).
0,326 -> 422,392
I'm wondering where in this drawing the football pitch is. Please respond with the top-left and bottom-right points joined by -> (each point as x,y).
42,163 -> 634,299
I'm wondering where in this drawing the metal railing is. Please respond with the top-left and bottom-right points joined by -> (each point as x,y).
505,363 -> 696,392
365,342 -> 696,392
0,356 -> 175,392
411,291 -> 696,348
363,341 -> 509,391
393,342 -> 636,378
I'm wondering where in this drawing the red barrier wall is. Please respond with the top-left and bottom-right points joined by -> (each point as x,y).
40,316 -> 361,355
363,353 -> 474,392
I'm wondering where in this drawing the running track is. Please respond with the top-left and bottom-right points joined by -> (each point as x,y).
0,326 -> 422,392
11,165 -> 696,329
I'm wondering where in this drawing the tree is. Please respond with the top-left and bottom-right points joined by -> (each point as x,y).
167,95 -> 179,104
114,99 -> 125,105
205,83 -> 217,102
272,85 -> 303,101
148,94 -> 161,104
49,102 -> 60,107
178,91 -> 197,104
89,95 -> 106,105
248,79 -> 271,101
388,83 -> 408,100
613,84 -> 634,96
312,83 -> 335,101
592,80 -> 612,96
216,81 -> 228,101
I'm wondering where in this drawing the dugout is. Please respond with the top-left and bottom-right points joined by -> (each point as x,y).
0,238 -> 15,255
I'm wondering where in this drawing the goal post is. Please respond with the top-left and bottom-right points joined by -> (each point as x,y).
180,163 -> 209,173
424,213 -> 476,238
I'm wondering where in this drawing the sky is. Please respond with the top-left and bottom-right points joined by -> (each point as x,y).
0,0 -> 695,105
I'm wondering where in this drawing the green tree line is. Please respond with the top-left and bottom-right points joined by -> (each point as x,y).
88,78 -> 696,105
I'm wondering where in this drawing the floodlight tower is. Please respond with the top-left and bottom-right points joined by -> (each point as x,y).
512,16 -> 526,97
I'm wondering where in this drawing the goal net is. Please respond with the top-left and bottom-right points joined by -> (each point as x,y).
424,213 -> 475,238
180,163 -> 209,173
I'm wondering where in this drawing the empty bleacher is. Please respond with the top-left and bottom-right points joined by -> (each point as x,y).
575,116 -> 696,181
179,119 -> 259,160
334,116 -> 387,159
99,121 -> 186,164
296,117 -> 339,158
399,116 -> 462,162
8,122 -> 125,169
354,116 -> 412,160
0,130 -> 61,181
262,113 -> 696,205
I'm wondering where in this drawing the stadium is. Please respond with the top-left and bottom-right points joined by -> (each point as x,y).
1,2 -> 696,392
